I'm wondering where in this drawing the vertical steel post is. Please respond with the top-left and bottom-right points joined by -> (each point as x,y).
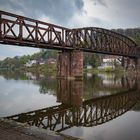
62,29 -> 64,43
19,17 -> 23,41
35,21 -> 38,43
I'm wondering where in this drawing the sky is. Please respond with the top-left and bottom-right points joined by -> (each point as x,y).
0,0 -> 140,60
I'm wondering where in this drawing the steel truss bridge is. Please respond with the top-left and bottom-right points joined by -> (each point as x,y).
0,10 -> 140,58
7,89 -> 140,132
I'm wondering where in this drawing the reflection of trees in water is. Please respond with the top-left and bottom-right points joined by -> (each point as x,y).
0,70 -> 137,99
39,77 -> 57,94
83,74 -> 119,99
83,74 -> 102,99
83,73 -> 136,100
0,70 -> 27,80
0,70 -> 57,95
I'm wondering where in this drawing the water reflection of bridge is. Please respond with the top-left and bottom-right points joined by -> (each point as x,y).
7,89 -> 140,132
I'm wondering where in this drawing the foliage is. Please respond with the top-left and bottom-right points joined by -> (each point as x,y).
112,28 -> 140,45
83,52 -> 101,68
133,32 -> 140,45
0,49 -> 58,69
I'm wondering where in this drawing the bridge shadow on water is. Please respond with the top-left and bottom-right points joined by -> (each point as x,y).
6,77 -> 140,133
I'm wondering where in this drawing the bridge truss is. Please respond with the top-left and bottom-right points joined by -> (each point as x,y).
0,10 -> 139,58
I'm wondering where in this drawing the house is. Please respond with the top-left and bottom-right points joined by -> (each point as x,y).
47,58 -> 57,64
38,59 -> 46,65
86,65 -> 92,69
25,60 -> 37,67
98,55 -> 121,69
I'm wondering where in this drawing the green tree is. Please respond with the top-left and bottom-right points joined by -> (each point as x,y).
84,53 -> 101,68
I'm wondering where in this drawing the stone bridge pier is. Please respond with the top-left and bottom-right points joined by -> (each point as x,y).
57,50 -> 83,79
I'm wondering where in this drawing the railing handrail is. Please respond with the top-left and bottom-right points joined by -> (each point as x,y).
0,10 -> 69,30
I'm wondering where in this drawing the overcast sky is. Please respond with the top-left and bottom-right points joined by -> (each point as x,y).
0,0 -> 140,60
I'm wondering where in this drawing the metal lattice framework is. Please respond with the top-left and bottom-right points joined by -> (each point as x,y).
0,10 -> 139,58
66,28 -> 139,57
7,89 -> 140,132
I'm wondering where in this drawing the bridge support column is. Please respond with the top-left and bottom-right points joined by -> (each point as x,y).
57,51 -> 83,79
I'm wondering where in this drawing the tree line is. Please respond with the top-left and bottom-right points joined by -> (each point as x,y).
0,50 -> 58,69
112,28 -> 140,45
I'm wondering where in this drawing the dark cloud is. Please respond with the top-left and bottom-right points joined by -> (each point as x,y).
0,0 -> 84,24
92,0 -> 107,7
0,0 -> 140,59
98,0 -> 107,6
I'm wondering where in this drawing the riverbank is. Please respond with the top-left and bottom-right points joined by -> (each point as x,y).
0,118 -> 80,140
0,65 -> 126,77
0,64 -> 57,76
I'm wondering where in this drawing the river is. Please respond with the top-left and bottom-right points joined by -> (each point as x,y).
0,70 -> 140,140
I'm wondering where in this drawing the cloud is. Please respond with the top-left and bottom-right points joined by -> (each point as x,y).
0,0 -> 84,25
0,0 -> 140,58
92,0 -> 107,7
103,0 -> 140,28
0,0 -> 139,28
68,11 -> 111,29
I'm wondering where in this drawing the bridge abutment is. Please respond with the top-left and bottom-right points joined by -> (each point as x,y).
57,51 -> 83,79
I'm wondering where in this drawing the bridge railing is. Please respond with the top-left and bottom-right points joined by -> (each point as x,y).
0,10 -> 69,48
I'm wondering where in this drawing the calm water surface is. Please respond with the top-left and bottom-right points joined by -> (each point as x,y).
0,70 -> 140,140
